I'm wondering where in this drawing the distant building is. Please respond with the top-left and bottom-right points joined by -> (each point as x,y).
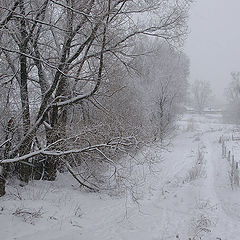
183,106 -> 222,114
183,106 -> 197,114
203,107 -> 222,114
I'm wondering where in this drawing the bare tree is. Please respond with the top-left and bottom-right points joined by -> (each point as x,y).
226,72 -> 240,102
192,80 -> 212,114
223,72 -> 240,123
130,39 -> 189,142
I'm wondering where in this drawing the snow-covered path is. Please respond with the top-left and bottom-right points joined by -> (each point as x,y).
78,118 -> 240,240
189,132 -> 240,240
202,133 -> 240,239
1,115 -> 240,240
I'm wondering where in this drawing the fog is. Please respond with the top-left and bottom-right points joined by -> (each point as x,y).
2,1 -> 240,239
184,0 -> 240,103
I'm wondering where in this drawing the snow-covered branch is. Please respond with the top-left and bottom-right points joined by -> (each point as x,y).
1,143 -> 126,164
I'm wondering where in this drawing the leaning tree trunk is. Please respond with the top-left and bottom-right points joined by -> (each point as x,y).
44,108 -> 68,181
43,103 -> 68,180
43,74 -> 70,181
43,6 -> 73,181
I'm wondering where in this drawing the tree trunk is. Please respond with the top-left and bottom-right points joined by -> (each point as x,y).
44,79 -> 69,181
18,0 -> 31,183
42,5 -> 73,181
0,167 -> 6,197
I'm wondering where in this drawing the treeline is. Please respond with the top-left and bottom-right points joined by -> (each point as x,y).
0,0 -> 191,196
223,72 -> 240,124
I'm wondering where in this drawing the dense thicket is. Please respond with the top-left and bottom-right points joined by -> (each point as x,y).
0,0 -> 191,196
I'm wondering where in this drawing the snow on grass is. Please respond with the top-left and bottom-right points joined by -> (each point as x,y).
1,113 -> 240,239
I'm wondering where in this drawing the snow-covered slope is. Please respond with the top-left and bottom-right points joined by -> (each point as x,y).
1,114 -> 240,240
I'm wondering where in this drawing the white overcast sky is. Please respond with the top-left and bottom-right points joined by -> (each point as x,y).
184,0 -> 240,101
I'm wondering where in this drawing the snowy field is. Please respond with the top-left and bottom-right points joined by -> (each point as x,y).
1,113 -> 240,240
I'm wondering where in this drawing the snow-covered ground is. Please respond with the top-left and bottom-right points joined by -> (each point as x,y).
1,113 -> 240,240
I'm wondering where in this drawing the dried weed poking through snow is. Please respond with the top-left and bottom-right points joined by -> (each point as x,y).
189,198 -> 218,240
7,180 -> 56,201
190,214 -> 212,240
12,207 -> 44,225
184,147 -> 206,183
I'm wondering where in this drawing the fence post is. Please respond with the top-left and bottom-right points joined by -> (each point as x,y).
231,155 -> 235,176
222,141 -> 225,158
234,162 -> 239,187
229,155 -> 235,189
232,155 -> 235,168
